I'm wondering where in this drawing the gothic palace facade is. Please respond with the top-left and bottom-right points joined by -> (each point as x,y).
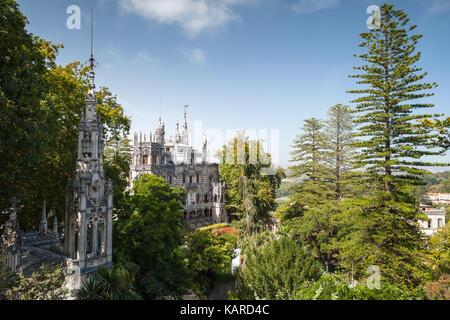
130,108 -> 227,228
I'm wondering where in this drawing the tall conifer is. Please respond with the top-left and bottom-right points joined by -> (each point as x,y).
349,4 -> 442,200
289,118 -> 331,207
341,4 -> 443,287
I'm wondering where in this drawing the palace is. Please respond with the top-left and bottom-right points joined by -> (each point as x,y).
130,107 -> 227,228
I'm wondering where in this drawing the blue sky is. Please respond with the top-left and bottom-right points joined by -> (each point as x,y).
17,0 -> 450,168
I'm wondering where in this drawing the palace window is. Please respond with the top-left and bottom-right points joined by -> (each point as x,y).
183,174 -> 186,183
189,175 -> 193,183
143,155 -> 148,165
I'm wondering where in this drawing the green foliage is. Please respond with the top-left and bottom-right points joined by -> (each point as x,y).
287,203 -> 342,270
7,264 -> 67,300
336,196 -> 432,289
336,3 -> 442,290
104,136 -> 133,209
219,233 -> 239,250
289,118 -> 331,207
77,266 -> 142,300
275,201 -> 305,222
0,0 -> 53,211
324,104 -> 356,200
298,273 -> 425,300
348,3 -> 443,194
0,257 -> 8,292
218,131 -> 285,231
276,180 -> 297,199
184,230 -> 234,295
428,224 -> 450,278
235,236 -> 323,300
0,1 -> 131,229
114,174 -> 189,299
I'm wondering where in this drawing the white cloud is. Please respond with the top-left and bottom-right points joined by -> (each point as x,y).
180,47 -> 206,64
119,0 -> 253,37
136,49 -> 160,64
290,0 -> 340,14
106,45 -> 121,58
420,0 -> 450,14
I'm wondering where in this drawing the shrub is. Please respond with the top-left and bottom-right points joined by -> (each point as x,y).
235,236 -> 323,300
298,273 -> 426,300
7,264 -> 67,300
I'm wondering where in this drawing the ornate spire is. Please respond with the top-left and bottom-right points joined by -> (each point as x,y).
183,105 -> 188,129
88,8 -> 95,95
182,105 -> 189,144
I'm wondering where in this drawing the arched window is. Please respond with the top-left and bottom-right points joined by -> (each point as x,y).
86,213 -> 106,259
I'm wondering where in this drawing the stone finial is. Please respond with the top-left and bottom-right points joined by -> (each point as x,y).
9,197 -> 17,221
54,216 -> 59,241
40,200 -> 48,234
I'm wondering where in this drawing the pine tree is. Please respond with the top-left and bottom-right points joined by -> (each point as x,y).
324,104 -> 355,200
348,3 -> 443,200
341,3 -> 443,288
289,118 -> 331,208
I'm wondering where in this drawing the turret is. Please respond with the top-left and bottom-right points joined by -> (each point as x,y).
174,121 -> 181,144
154,118 -> 165,145
202,135 -> 208,163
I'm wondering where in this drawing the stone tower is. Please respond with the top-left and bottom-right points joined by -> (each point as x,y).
64,62 -> 113,280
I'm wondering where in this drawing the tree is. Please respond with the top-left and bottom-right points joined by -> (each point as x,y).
0,0 -> 54,211
324,104 -> 356,200
114,174 -> 189,299
218,132 -> 285,231
348,3 -> 443,197
289,118 -> 331,209
428,223 -> 450,277
340,3 -> 443,288
104,136 -> 133,209
184,229 -> 234,295
288,203 -> 342,270
235,236 -> 323,300
424,224 -> 450,300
